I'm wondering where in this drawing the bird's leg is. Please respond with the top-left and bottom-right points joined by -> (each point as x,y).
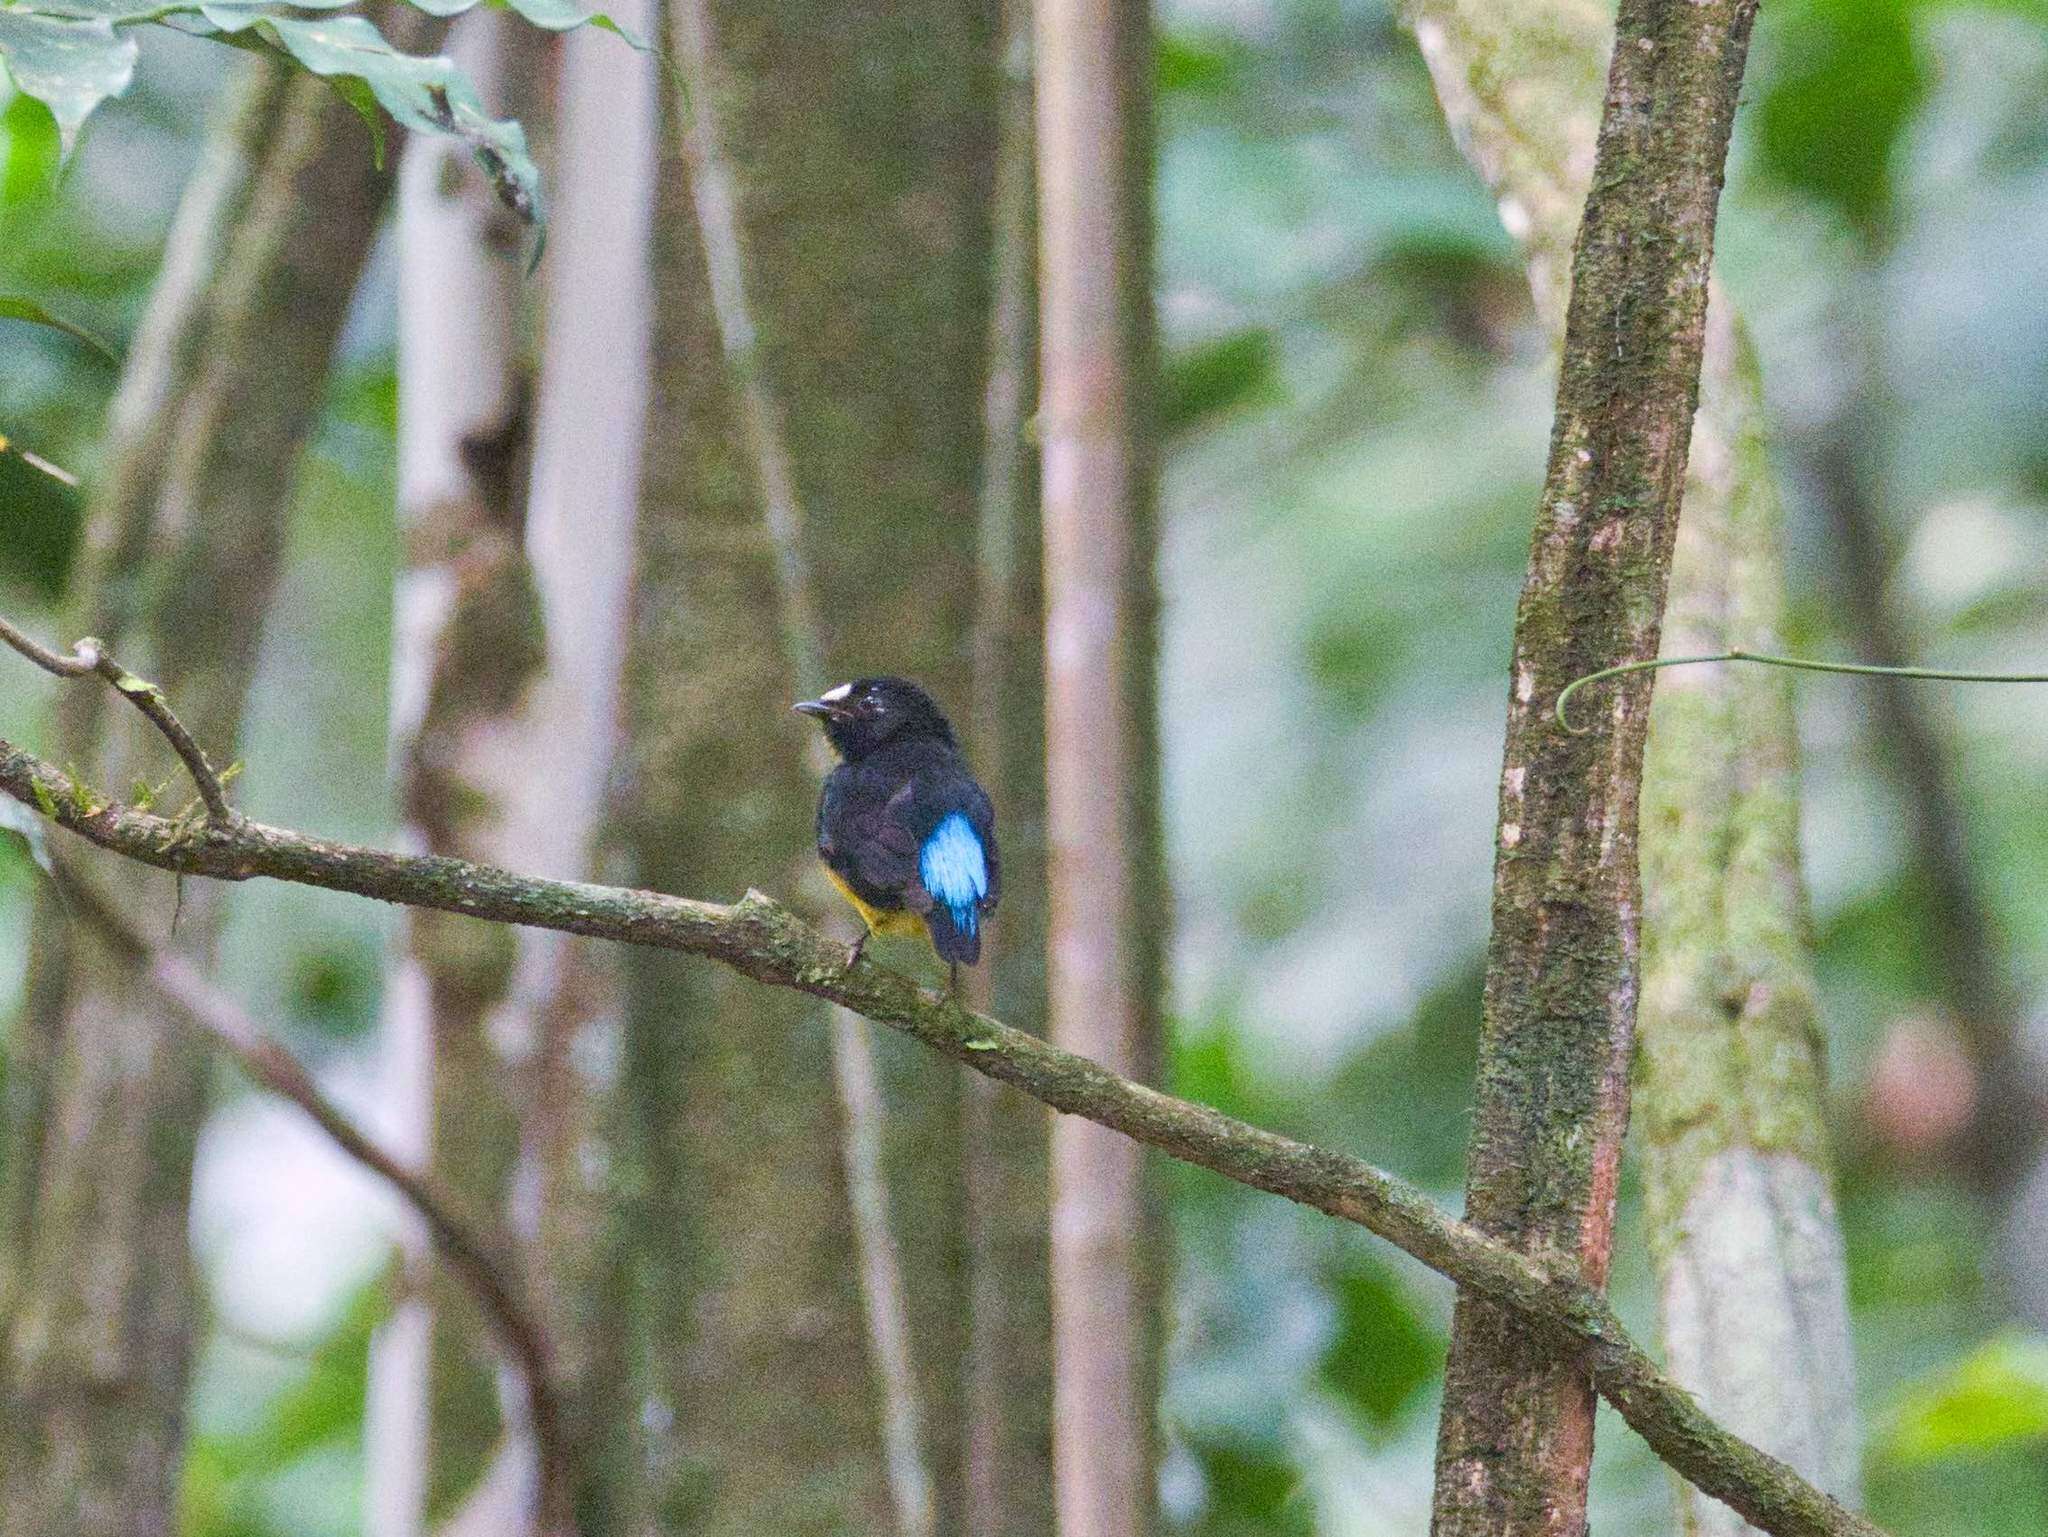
846,927 -> 870,971
948,960 -> 960,996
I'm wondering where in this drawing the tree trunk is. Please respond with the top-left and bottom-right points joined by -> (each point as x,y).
621,1 -> 998,1527
519,2 -> 658,1529
963,0 -> 1054,1528
1034,1 -> 1165,1534
621,158 -> 890,1532
369,15 -> 553,1535
1414,4 -> 1762,1533
0,55 -> 400,1537
371,13 -> 656,1533
1408,4 -> 1860,1532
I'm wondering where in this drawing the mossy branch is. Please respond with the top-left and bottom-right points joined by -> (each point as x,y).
0,629 -> 1879,1537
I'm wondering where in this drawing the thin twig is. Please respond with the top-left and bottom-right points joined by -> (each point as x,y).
0,718 -> 1878,1537
45,855 -> 575,1537
0,618 -> 234,820
1557,646 -> 2048,734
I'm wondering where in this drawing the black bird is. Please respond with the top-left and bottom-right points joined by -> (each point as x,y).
794,677 -> 999,971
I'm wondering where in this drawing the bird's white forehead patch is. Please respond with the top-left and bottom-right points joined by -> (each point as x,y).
821,682 -> 854,703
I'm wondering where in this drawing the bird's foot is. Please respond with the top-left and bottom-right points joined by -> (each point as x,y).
845,930 -> 870,971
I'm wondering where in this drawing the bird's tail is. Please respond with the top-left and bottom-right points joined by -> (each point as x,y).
926,903 -> 982,966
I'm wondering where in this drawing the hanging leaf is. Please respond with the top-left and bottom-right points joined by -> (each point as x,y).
1,0 -> 647,224
500,0 -> 645,47
0,294 -> 117,359
200,9 -> 540,224
0,8 -> 137,155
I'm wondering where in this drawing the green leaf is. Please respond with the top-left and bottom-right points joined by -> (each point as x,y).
501,0 -> 644,45
0,294 -> 117,359
0,88 -> 62,208
12,0 -> 163,19
0,8 -> 137,155
1884,1333 -> 2048,1462
1164,327 -> 1281,435
205,11 -> 540,225
1317,1252 -> 1442,1427
1753,0 -> 1922,239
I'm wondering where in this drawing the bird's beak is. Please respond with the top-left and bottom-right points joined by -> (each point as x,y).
792,698 -> 841,720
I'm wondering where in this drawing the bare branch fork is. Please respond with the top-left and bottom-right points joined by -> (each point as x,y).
0,624 -> 1880,1537
0,615 -> 235,821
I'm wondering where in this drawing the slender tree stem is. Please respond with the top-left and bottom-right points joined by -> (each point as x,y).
1036,0 -> 1163,1530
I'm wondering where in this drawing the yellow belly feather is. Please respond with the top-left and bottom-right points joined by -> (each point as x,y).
825,866 -> 927,939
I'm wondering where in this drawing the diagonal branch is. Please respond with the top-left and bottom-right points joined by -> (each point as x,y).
42,855 -> 574,1537
0,711 -> 1875,1537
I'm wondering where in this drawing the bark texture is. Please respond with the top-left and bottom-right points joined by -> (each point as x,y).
0,726 -> 1885,1537
1641,315 -> 1860,1534
0,57 -> 398,1537
1035,0 -> 1164,1533
624,0 -> 1001,1529
1418,3 -> 1762,1533
1409,4 -> 1860,1531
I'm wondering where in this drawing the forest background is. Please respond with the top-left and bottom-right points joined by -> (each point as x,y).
3,0 -> 2048,1534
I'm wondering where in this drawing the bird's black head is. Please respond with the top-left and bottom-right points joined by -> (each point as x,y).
794,677 -> 957,761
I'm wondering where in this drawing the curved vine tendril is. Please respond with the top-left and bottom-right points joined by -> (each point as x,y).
1554,648 -> 2048,734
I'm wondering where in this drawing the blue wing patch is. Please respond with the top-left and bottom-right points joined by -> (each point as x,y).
920,812 -> 989,937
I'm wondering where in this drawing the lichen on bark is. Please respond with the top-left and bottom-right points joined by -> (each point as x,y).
1638,311 -> 1859,1532
1415,2 -> 1766,1532
1414,2 -> 1859,1528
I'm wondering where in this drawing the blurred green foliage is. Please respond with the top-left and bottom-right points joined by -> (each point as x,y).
183,1277 -> 383,1537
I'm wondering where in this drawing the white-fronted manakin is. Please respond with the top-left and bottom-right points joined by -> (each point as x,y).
794,677 -> 999,971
